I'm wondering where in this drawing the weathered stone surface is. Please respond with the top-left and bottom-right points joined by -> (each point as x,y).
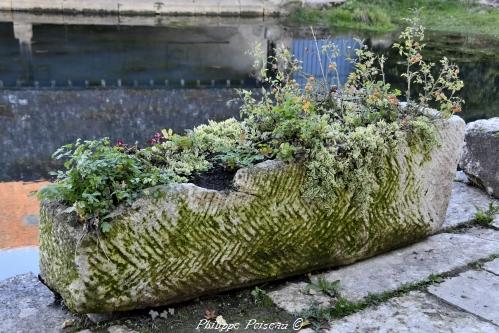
298,329 -> 315,333
0,273 -> 75,333
327,291 -> 499,333
478,0 -> 499,8
493,215 -> 499,229
301,0 -> 345,8
484,259 -> 499,275
455,170 -> 470,183
270,228 -> 499,313
443,182 -> 499,229
268,281 -> 333,314
460,117 -> 499,198
428,270 -> 499,325
39,116 -> 464,313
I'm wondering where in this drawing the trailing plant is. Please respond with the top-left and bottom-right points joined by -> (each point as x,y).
38,139 -> 177,232
39,18 -> 464,231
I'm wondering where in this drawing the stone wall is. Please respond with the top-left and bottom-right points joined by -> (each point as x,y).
0,88 -> 244,181
0,0 -> 290,16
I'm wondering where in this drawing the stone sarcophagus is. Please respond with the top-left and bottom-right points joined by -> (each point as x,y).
39,116 -> 465,313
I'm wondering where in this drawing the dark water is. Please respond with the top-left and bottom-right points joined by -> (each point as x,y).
369,31 -> 499,123
0,17 -> 498,280
0,22 -> 259,88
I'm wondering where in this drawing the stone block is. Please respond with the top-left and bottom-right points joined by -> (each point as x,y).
39,116 -> 464,313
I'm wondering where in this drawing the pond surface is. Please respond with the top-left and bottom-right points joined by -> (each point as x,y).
0,15 -> 498,280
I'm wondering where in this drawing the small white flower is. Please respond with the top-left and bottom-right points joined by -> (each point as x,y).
160,310 -> 168,319
216,315 -> 227,326
149,310 -> 159,320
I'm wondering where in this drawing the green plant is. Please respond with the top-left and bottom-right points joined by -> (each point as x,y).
473,202 -> 499,226
287,0 -> 499,36
38,118 -> 262,232
305,277 -> 341,297
38,139 -> 176,232
301,273 -> 447,327
393,15 -> 464,115
250,287 -> 273,307
40,20 -> 464,230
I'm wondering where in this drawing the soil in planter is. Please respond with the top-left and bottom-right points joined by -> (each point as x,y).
191,165 -> 237,191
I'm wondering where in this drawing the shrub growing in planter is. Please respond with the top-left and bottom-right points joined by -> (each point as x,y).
38,18 -> 465,313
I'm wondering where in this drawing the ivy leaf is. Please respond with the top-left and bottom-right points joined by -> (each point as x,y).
100,222 -> 112,233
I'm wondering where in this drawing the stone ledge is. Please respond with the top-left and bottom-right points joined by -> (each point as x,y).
0,0 -> 290,16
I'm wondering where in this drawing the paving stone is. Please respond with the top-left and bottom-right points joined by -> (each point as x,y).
269,228 -> 499,313
493,214 -> 499,229
429,270 -> 499,326
444,182 -> 498,229
0,273 -> 75,333
466,227 -> 499,241
484,259 -> 499,275
268,281 -> 333,314
327,291 -> 499,333
455,170 -> 471,183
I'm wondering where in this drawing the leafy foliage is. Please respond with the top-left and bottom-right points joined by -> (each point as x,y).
305,277 -> 341,297
288,0 -> 499,36
39,20 -> 464,231
473,202 -> 499,226
250,287 -> 273,307
393,15 -> 464,114
38,139 -> 175,232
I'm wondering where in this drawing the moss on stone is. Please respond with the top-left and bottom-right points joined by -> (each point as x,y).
38,114 -> 465,313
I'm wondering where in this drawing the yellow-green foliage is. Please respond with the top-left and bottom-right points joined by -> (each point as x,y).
304,121 -> 402,214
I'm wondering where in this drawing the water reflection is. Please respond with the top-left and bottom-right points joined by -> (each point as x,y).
0,18 -> 277,88
0,89 -> 243,181
0,180 -> 45,281
292,38 -> 359,86
0,181 -> 46,249
0,247 -> 39,281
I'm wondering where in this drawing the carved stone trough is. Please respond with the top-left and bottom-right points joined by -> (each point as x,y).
39,116 -> 465,313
